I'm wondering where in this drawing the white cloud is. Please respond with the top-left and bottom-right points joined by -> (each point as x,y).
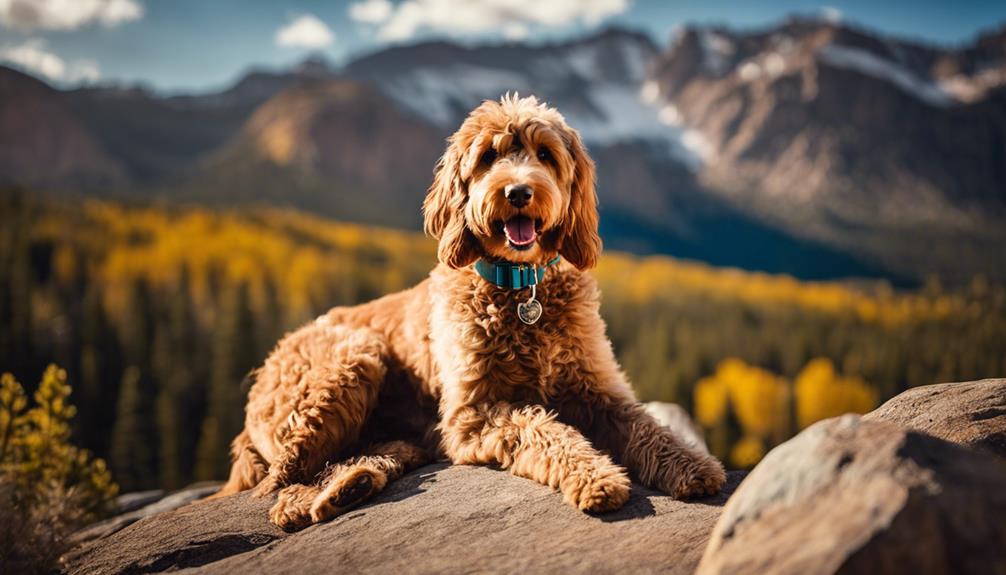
348,0 -> 392,25
821,6 -> 843,24
0,0 -> 142,31
275,14 -> 335,49
0,38 -> 100,83
370,0 -> 630,42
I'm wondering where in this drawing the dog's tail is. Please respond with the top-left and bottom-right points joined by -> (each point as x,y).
204,429 -> 268,500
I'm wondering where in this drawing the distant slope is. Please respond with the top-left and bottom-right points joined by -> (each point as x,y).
0,66 -> 126,189
185,79 -> 444,228
64,86 -> 259,185
62,57 -> 343,185
649,20 -> 1006,282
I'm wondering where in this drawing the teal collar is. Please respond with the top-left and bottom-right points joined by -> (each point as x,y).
473,256 -> 561,289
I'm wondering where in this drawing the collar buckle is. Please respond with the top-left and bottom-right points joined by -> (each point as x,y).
474,256 -> 560,290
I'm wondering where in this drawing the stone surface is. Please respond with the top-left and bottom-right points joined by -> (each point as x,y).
64,381 -> 1006,574
697,415 -> 1006,575
71,484 -> 221,545
864,378 -> 1006,458
64,464 -> 746,575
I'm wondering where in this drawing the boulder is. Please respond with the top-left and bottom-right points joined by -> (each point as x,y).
697,415 -> 1006,575
864,378 -> 1006,458
71,484 -> 222,545
645,401 -> 709,453
64,463 -> 746,575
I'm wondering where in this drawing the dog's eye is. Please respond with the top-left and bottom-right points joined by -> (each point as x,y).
480,149 -> 497,166
536,148 -> 553,163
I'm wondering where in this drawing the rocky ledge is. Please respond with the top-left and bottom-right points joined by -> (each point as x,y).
64,379 -> 1006,575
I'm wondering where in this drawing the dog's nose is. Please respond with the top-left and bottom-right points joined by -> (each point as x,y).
504,184 -> 533,207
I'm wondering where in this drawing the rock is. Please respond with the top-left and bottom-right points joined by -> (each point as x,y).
697,415 -> 1006,575
864,378 -> 1006,458
645,401 -> 709,454
70,484 -> 222,545
64,463 -> 746,575
114,490 -> 166,514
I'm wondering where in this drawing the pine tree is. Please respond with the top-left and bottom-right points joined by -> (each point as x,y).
110,279 -> 159,490
152,327 -> 182,490
119,278 -> 154,375
195,282 -> 257,481
169,265 -> 203,484
153,266 -> 202,489
76,281 -> 119,456
0,192 -> 33,382
259,275 -> 284,356
110,366 -> 156,491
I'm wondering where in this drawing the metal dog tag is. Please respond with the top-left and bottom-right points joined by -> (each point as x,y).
517,284 -> 542,325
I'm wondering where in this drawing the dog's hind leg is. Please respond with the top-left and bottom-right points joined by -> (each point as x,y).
205,430 -> 269,500
269,440 -> 430,531
251,325 -> 388,497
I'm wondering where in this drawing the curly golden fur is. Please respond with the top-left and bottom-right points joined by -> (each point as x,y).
211,95 -> 726,530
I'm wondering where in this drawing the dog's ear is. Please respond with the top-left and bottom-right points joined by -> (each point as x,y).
424,139 -> 480,268
559,129 -> 602,270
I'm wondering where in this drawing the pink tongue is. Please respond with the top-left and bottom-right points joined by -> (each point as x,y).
505,216 -> 536,244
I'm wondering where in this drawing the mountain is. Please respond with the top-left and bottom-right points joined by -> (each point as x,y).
649,20 -> 1006,282
186,79 -> 443,227
1,21 -> 1004,283
0,66 -> 127,189
341,27 -> 885,279
61,57 -> 347,185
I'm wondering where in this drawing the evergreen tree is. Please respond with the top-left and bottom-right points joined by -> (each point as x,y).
109,279 -> 159,490
195,282 -> 257,481
152,327 -> 182,490
110,366 -> 157,491
259,275 -> 284,356
0,192 -> 33,382
156,265 -> 203,488
76,281 -> 120,456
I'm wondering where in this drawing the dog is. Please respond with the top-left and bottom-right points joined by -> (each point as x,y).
211,94 -> 726,530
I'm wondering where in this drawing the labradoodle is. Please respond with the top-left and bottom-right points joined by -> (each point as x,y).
210,94 -> 726,531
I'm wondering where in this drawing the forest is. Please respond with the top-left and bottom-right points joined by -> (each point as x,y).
2,189 -> 1005,493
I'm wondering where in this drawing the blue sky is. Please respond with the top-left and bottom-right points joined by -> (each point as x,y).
1,0 -> 1004,92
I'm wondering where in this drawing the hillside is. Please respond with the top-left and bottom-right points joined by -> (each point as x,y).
187,79 -> 443,228
650,20 -> 1006,283
0,66 -> 126,189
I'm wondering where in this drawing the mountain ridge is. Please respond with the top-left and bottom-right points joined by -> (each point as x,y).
1,20 -> 1003,283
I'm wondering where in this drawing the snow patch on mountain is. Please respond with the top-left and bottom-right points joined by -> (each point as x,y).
817,44 -> 954,107
355,33 -> 706,170
699,30 -> 735,75
573,84 -> 706,168
382,65 -> 530,126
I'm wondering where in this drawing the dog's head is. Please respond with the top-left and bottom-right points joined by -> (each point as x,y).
423,95 -> 601,270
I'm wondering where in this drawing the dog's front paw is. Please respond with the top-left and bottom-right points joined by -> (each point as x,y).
563,461 -> 631,513
269,485 -> 317,532
309,465 -> 383,523
253,473 -> 284,498
667,454 -> 726,499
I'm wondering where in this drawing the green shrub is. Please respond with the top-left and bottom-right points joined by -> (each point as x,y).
0,365 -> 118,574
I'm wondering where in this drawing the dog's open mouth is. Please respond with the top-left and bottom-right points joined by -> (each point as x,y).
502,216 -> 541,250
